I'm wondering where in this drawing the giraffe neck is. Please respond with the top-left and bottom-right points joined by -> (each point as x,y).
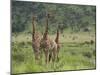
55,28 -> 59,44
32,16 -> 35,39
43,15 -> 49,39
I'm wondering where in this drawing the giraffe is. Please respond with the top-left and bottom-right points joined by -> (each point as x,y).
49,25 -> 60,62
40,13 -> 57,64
55,25 -> 60,61
32,15 -> 41,63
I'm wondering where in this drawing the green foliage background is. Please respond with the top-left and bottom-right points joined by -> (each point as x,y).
12,1 -> 96,33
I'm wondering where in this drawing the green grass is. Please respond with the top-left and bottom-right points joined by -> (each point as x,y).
11,31 -> 96,74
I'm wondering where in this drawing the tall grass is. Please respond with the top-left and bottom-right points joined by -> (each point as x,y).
11,31 -> 96,74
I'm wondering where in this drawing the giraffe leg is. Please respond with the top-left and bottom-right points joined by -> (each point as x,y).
34,49 -> 40,64
52,50 -> 56,62
39,49 -> 43,64
57,48 -> 59,62
44,49 -> 49,64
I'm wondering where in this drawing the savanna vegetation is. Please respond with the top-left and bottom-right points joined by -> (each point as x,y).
11,1 -> 96,74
